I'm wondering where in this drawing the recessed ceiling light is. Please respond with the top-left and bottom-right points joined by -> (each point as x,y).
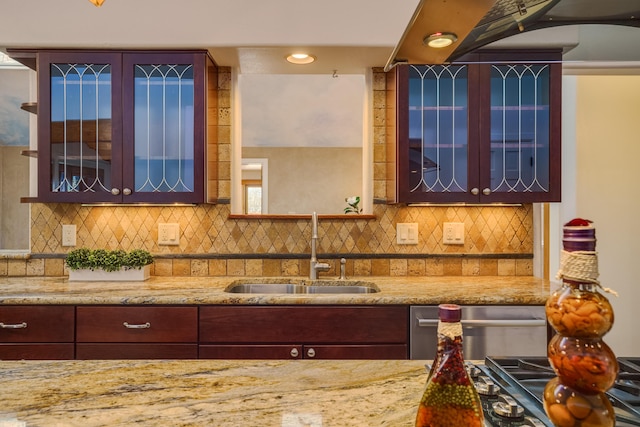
286,53 -> 316,64
424,32 -> 458,48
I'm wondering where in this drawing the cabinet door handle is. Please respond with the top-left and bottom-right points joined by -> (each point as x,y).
0,322 -> 27,329
482,188 -> 491,195
123,188 -> 132,196
471,188 -> 479,195
306,348 -> 316,358
123,322 -> 151,329
290,348 -> 299,358
111,188 -> 120,196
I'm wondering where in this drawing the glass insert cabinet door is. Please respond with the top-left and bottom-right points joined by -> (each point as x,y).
37,51 -> 205,203
398,64 -> 478,203
122,52 -> 205,204
396,53 -> 560,204
38,52 -> 123,203
484,63 -> 554,200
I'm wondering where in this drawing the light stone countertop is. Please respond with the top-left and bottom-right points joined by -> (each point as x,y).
1,359 -> 430,426
0,275 -> 550,305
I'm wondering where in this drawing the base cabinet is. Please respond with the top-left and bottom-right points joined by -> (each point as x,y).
76,306 -> 198,359
76,344 -> 198,360
1,305 -> 409,360
198,344 -> 407,360
199,306 -> 408,360
0,306 -> 75,360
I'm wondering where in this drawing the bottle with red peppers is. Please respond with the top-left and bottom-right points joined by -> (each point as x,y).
543,218 -> 618,427
415,304 -> 484,427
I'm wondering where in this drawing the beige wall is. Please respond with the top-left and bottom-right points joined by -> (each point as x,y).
0,146 -> 29,250
243,147 -> 362,214
563,75 -> 640,355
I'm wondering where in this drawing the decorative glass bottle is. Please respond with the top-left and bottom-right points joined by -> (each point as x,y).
415,304 -> 484,427
544,219 -> 618,427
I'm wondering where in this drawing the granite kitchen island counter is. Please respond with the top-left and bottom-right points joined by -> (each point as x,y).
0,359 -> 428,426
0,275 -> 550,305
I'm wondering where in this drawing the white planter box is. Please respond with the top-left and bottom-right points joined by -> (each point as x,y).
68,265 -> 151,282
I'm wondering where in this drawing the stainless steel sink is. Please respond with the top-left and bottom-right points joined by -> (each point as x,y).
225,283 -> 306,294
224,280 -> 379,294
304,285 -> 378,294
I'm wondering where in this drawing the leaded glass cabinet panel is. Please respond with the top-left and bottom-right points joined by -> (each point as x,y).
395,50 -> 561,203
38,51 -> 123,203
480,57 -> 560,201
35,51 -> 208,203
122,52 -> 205,203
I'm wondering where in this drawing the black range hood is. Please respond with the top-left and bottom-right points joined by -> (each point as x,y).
385,0 -> 640,70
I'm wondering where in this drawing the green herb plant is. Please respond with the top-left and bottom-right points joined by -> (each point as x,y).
66,248 -> 154,272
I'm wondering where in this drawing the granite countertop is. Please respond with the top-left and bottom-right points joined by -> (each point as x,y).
1,359 -> 429,426
0,276 -> 550,305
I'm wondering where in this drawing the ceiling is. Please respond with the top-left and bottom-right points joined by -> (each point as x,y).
1,0 -> 640,74
0,0 -> 419,74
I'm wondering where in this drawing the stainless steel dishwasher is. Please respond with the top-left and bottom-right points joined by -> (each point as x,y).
410,305 -> 548,360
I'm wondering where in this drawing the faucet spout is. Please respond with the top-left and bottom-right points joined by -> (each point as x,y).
310,212 -> 330,280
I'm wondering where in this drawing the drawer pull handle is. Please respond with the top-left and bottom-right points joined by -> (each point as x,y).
123,322 -> 151,329
0,322 -> 28,329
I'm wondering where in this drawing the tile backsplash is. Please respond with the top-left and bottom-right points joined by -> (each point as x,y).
0,67 -> 535,277
2,202 -> 535,277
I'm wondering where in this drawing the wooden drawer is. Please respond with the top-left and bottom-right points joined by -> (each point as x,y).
76,306 -> 197,343
0,306 -> 74,343
76,343 -> 198,359
199,344 -> 407,360
199,344 -> 304,359
199,306 -> 408,344
0,343 -> 75,360
301,344 -> 407,360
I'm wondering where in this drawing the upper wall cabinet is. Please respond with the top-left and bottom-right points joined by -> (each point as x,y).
11,50 -> 216,204
393,50 -> 562,204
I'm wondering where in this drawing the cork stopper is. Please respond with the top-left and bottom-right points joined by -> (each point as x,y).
438,304 -> 462,322
563,218 -> 596,252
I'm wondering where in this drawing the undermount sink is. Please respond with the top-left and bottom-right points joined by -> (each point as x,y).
224,280 -> 379,294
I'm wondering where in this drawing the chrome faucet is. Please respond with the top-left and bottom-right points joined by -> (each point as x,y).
310,212 -> 330,280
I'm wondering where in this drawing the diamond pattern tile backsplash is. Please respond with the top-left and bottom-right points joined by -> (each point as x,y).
31,203 -> 532,255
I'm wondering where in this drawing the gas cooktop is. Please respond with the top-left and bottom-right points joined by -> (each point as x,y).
472,356 -> 640,426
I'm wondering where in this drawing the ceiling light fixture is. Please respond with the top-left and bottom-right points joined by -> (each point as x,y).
286,53 -> 316,65
424,32 -> 458,48
88,0 -> 106,6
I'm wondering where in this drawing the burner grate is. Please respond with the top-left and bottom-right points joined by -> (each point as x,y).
484,357 -> 640,426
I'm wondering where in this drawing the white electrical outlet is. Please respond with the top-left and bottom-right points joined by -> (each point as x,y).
158,223 -> 180,245
396,223 -> 419,245
62,224 -> 76,246
443,222 -> 465,245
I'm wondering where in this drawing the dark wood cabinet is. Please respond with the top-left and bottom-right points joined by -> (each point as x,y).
0,306 -> 75,360
76,306 -> 198,359
393,50 -> 562,203
1,305 -> 409,360
199,306 -> 408,359
8,49 -> 216,204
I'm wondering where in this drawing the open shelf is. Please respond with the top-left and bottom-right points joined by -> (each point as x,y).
20,150 -> 37,158
20,102 -> 37,114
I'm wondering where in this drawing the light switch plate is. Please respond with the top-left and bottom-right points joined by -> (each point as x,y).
62,224 -> 76,247
158,223 -> 180,246
443,222 -> 465,245
397,223 -> 419,245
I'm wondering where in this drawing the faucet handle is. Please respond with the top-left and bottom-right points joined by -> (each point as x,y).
339,258 -> 347,280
